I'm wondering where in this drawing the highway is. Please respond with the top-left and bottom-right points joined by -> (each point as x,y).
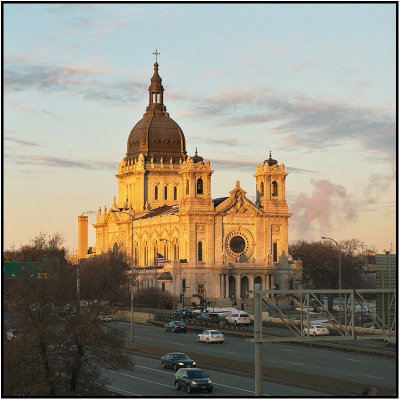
110,321 -> 396,392
102,353 -> 331,396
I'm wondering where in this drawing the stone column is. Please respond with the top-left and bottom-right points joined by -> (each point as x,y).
235,274 -> 240,299
249,274 -> 254,292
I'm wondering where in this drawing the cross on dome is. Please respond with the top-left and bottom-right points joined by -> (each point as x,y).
152,49 -> 160,63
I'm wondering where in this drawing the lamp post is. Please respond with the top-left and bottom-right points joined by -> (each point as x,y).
112,208 -> 149,343
160,238 -> 176,312
321,236 -> 342,324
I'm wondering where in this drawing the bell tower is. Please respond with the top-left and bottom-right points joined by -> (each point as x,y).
179,149 -> 214,213
254,152 -> 288,213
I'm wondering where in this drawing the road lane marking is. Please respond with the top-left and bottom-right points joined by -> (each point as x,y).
347,358 -> 362,362
280,348 -> 293,352
173,342 -> 184,345
105,366 -> 256,394
367,375 -> 384,380
106,385 -> 142,396
134,364 -> 173,375
226,351 -> 239,355
214,382 -> 254,394
103,369 -> 173,388
288,362 -> 304,366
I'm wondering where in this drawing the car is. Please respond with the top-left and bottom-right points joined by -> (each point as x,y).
175,368 -> 213,393
225,312 -> 251,326
6,328 -> 22,341
164,321 -> 188,333
384,336 -> 396,347
173,308 -> 193,319
197,329 -> 224,344
303,325 -> 329,336
161,352 -> 197,371
97,313 -> 112,322
196,312 -> 221,323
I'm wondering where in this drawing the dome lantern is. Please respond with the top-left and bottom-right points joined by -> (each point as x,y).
126,52 -> 187,163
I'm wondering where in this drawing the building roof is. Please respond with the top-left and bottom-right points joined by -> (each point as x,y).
126,61 -> 186,163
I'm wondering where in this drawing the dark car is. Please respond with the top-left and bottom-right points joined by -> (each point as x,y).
196,312 -> 221,323
175,368 -> 213,393
164,321 -> 188,333
161,352 -> 197,371
173,308 -> 193,319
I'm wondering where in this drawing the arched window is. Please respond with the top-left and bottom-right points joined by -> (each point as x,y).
273,242 -> 278,263
173,238 -> 179,259
153,244 -> 158,265
164,186 -> 168,200
186,180 -> 189,195
174,186 -> 177,200
144,242 -> 148,266
113,243 -> 118,253
164,243 -> 168,260
198,241 -> 203,262
272,181 -> 278,197
197,178 -> 203,194
155,185 -> 158,200
260,182 -> 264,196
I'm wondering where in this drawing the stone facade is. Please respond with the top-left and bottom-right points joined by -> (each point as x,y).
77,60 -> 293,305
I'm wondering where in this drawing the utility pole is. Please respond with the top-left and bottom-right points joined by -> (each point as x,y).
254,283 -> 263,396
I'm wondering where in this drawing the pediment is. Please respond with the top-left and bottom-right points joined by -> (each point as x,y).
215,180 -> 263,215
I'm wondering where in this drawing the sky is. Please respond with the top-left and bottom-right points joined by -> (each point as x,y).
3,3 -> 396,256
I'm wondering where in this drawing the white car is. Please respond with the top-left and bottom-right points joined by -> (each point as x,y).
303,325 -> 329,336
6,328 -> 21,341
197,330 -> 224,344
225,313 -> 251,326
97,313 -> 112,322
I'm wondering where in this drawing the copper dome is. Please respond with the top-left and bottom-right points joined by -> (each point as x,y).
126,62 -> 186,163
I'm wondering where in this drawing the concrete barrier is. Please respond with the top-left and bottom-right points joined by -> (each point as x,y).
113,311 -> 155,324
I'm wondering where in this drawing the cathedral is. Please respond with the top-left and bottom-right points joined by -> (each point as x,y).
77,57 -> 294,305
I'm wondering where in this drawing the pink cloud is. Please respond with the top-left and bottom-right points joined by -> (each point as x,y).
290,179 -> 357,236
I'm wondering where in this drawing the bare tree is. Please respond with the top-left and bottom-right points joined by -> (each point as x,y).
3,234 -> 131,396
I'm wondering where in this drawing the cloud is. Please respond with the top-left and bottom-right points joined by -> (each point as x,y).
209,158 -> 257,171
290,179 -> 357,236
268,46 -> 289,58
5,137 -> 40,147
285,166 -> 318,174
291,61 -> 314,72
182,86 -> 395,157
5,100 -> 35,113
363,164 -> 396,205
6,153 -> 116,171
187,135 -> 240,147
41,109 -> 61,119
4,58 -> 146,105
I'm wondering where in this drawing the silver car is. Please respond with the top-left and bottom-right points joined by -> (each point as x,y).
304,325 -> 329,336
197,329 -> 224,343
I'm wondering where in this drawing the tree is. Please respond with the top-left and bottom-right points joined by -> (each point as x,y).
133,287 -> 173,308
289,239 -> 364,291
3,234 -> 131,396
79,250 -> 131,306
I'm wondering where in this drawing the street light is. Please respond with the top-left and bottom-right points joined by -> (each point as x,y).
160,238 -> 176,312
321,236 -> 342,324
111,208 -> 149,343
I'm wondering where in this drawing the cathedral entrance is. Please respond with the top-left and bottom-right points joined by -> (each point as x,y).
228,276 -> 236,298
240,276 -> 249,298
